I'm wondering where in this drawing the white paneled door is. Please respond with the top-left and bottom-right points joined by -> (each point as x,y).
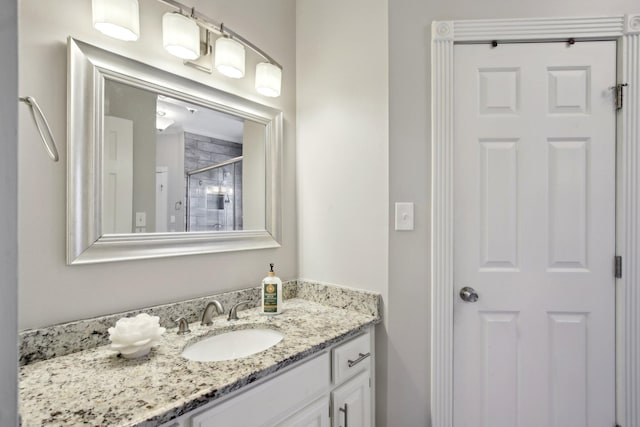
453,41 -> 616,427
103,116 -> 133,234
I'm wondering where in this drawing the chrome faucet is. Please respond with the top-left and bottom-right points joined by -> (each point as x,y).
201,300 -> 225,326
228,300 -> 252,321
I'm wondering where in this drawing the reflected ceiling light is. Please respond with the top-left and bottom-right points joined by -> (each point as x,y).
214,37 -> 245,79
92,0 -> 139,41
162,12 -> 200,60
156,116 -> 175,131
255,62 -> 282,98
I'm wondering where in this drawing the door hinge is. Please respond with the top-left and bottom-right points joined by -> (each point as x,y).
615,256 -> 623,278
614,83 -> 629,110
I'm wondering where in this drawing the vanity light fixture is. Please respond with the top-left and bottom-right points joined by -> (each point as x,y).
162,12 -> 200,60
255,62 -> 282,98
156,0 -> 283,97
214,35 -> 246,79
91,0 -> 283,97
92,0 -> 140,41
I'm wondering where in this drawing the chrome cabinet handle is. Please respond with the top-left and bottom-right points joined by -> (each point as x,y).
339,403 -> 348,427
459,286 -> 479,303
347,352 -> 371,368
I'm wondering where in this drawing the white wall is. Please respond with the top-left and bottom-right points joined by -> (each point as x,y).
296,1 -> 389,296
296,0 -> 389,423
388,1 -> 638,426
0,0 -> 18,423
18,0 -> 296,329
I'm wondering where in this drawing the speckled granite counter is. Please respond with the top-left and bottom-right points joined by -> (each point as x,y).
20,290 -> 380,426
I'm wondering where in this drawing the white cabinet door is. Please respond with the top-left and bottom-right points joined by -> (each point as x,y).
277,397 -> 330,427
331,372 -> 370,427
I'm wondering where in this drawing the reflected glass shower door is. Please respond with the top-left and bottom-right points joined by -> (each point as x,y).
186,159 -> 243,232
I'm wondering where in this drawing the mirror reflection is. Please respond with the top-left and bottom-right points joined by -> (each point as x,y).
103,80 -> 265,234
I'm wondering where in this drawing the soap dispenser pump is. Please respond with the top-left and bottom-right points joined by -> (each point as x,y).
262,263 -> 283,315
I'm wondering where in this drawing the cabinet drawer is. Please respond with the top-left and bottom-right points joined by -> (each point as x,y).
191,352 -> 330,427
332,331 -> 371,384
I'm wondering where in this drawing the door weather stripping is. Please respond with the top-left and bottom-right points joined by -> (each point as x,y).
615,256 -> 623,279
613,83 -> 628,110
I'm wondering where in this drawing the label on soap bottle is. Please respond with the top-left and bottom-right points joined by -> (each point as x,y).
263,283 -> 278,313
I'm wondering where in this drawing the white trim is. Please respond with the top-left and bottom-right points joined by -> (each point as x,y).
430,15 -> 640,427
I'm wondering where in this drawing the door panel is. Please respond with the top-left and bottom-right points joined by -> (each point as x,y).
103,116 -> 133,234
453,41 -> 616,427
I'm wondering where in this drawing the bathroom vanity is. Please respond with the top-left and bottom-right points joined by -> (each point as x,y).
163,327 -> 373,427
19,282 -> 380,426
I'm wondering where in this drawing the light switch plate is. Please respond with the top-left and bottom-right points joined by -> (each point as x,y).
135,212 -> 146,227
395,202 -> 414,231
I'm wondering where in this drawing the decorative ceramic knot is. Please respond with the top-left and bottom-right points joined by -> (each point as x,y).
108,313 -> 166,359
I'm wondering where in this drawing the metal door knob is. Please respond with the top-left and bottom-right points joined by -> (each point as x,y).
459,287 -> 479,303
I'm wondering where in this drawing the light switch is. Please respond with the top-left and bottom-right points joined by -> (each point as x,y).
170,215 -> 176,224
395,202 -> 414,231
135,212 -> 146,227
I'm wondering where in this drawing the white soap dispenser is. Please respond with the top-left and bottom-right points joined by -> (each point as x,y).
262,263 -> 283,315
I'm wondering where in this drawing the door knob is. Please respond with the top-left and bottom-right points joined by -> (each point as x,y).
459,286 -> 479,303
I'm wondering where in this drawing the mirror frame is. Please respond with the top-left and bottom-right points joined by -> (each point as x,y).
67,38 -> 282,265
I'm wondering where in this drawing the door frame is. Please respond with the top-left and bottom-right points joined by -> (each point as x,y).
430,14 -> 640,427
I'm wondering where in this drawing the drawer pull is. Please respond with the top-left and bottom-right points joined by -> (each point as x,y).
347,352 -> 370,368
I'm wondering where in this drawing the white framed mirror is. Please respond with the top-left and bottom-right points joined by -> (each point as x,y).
67,38 -> 282,265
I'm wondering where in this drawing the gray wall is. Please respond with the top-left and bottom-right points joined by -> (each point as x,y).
18,0 -> 296,330
106,80 -> 157,232
0,0 -> 18,423
242,120 -> 266,230
387,0 -> 638,425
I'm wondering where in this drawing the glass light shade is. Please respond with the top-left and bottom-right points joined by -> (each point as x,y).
92,0 -> 139,41
215,37 -> 245,79
162,13 -> 200,61
255,63 -> 282,97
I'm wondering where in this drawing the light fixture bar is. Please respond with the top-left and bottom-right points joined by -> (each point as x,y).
156,0 -> 282,69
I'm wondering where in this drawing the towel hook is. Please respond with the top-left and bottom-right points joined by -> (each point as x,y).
19,96 -> 59,162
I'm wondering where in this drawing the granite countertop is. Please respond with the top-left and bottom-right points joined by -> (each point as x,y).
20,298 -> 378,426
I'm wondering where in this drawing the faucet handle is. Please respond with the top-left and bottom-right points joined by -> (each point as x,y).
174,317 -> 191,335
228,300 -> 252,321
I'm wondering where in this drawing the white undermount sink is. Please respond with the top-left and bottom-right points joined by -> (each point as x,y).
181,328 -> 284,362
